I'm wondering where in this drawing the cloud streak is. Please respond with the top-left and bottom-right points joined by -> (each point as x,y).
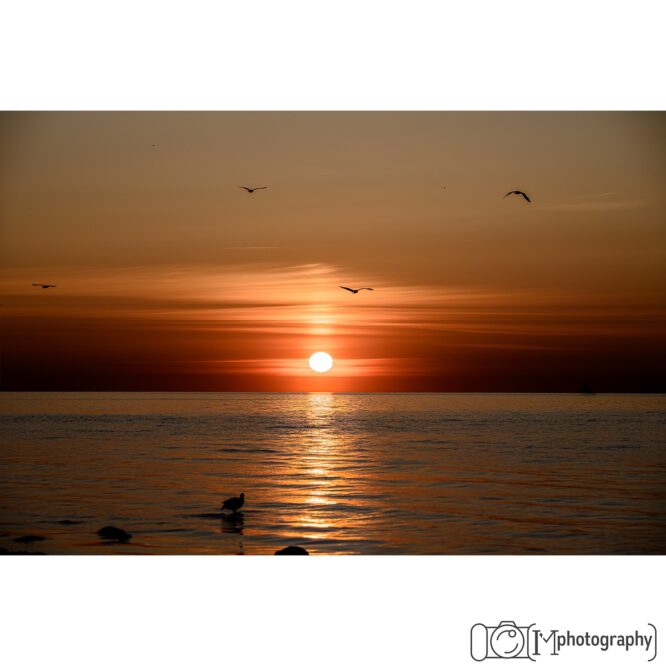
544,192 -> 647,212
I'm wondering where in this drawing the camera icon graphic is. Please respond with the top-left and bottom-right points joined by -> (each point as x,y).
470,621 -> 536,661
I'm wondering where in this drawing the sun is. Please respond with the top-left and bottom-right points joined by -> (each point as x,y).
308,351 -> 333,373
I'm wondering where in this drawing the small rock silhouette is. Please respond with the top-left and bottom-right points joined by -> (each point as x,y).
13,535 -> 47,544
96,526 -> 132,542
274,545 -> 309,555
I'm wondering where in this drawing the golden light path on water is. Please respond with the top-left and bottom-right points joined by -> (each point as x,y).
298,393 -> 340,537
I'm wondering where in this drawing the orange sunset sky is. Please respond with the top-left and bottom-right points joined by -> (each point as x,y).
1,112 -> 664,391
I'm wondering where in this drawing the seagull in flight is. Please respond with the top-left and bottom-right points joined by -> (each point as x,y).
340,286 -> 374,294
32,283 -> 56,289
504,190 -> 531,202
238,186 -> 268,194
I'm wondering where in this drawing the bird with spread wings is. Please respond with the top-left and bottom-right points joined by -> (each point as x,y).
340,286 -> 374,294
504,190 -> 531,202
238,186 -> 268,193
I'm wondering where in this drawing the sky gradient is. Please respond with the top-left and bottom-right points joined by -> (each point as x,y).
1,112 -> 664,391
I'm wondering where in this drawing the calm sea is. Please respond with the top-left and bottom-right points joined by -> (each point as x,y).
1,392 -> 664,555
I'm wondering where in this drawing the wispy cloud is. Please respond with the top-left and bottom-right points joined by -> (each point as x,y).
544,192 -> 647,212
2,262 -> 663,359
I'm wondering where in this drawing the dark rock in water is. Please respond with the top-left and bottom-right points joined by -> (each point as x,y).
57,519 -> 83,525
13,535 -> 47,544
96,526 -> 132,542
274,545 -> 309,555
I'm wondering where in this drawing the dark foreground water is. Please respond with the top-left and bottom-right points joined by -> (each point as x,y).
0,393 -> 664,554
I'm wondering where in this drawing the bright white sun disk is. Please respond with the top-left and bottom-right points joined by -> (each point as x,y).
309,351 -> 333,373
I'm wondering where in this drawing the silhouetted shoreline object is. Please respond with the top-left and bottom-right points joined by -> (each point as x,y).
32,283 -> 56,289
504,190 -> 531,202
96,526 -> 132,542
340,286 -> 374,294
275,545 -> 309,555
221,492 -> 245,515
581,384 -> 596,395
13,535 -> 47,544
238,186 -> 268,193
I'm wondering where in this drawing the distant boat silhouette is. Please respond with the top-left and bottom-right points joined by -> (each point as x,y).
221,492 -> 245,514
275,545 -> 309,555
32,283 -> 56,289
504,190 -> 531,202
238,186 -> 268,193
13,535 -> 47,544
340,286 -> 374,294
96,526 -> 132,542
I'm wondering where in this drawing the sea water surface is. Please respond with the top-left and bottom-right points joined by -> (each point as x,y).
1,392 -> 664,555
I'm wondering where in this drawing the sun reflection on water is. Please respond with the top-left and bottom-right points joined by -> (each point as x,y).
291,393 -> 349,539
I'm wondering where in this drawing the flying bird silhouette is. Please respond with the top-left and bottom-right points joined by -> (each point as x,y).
340,286 -> 374,294
504,190 -> 531,202
221,492 -> 245,515
32,283 -> 56,289
238,186 -> 268,193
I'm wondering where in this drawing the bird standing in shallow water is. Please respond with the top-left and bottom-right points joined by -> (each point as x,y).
221,492 -> 245,514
